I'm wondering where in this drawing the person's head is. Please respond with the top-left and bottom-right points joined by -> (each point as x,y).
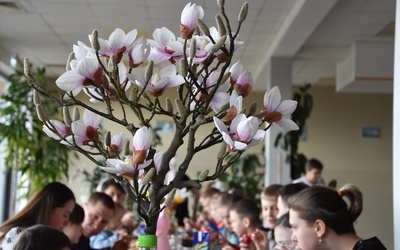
209,192 -> 224,223
260,184 -> 282,229
81,192 -> 115,237
63,204 -> 84,244
101,179 -> 126,205
13,224 -> 71,250
288,184 -> 363,250
277,183 -> 308,218
199,182 -> 220,215
215,190 -> 243,230
274,213 -> 296,250
0,182 -> 75,239
229,199 -> 261,237
304,158 -> 323,185
105,202 -> 126,231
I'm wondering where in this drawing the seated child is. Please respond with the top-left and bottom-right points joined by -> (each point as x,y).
277,183 -> 308,218
63,204 -> 85,244
229,199 -> 268,250
89,203 -> 132,250
215,190 -> 243,250
207,190 -> 225,232
274,213 -> 296,250
13,225 -> 71,250
249,212 -> 294,250
184,181 -> 221,232
260,184 -> 282,248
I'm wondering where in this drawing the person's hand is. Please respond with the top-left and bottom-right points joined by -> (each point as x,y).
239,231 -> 269,250
111,235 -> 133,250
183,217 -> 196,232
239,234 -> 256,250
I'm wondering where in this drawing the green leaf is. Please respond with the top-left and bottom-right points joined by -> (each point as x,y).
0,59 -> 73,197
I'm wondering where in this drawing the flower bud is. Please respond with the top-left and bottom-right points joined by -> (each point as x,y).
166,98 -> 173,113
66,52 -> 75,71
90,29 -> 100,51
108,55 -> 116,73
238,2 -> 248,22
198,170 -> 209,181
179,58 -> 187,77
175,98 -> 186,116
122,140 -> 130,156
145,61 -> 154,82
23,58 -> 31,77
33,90 -> 40,106
36,104 -> 47,122
129,87 -> 138,102
73,107 -> 80,121
164,189 -> 176,207
248,102 -> 257,116
191,64 -> 198,74
63,106 -> 72,126
104,131 -> 111,147
142,168 -> 155,186
217,142 -> 226,159
196,19 -> 210,36
211,35 -> 226,53
190,38 -> 196,60
216,15 -> 226,37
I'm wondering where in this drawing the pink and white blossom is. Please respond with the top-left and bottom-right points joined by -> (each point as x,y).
91,28 -> 138,63
180,2 -> 204,39
225,90 -> 243,123
132,126 -> 153,164
43,120 -> 70,140
229,61 -> 244,84
100,156 -> 151,177
127,64 -> 184,97
191,71 -> 230,113
209,27 -> 243,62
263,86 -> 299,131
148,27 -> 184,64
128,36 -> 150,68
234,71 -> 253,97
56,58 -> 103,97
63,109 -> 101,146
84,62 -> 130,103
229,61 -> 253,97
106,132 -> 126,157
213,114 -> 264,151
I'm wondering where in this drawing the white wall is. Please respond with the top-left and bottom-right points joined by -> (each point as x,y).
298,85 -> 393,249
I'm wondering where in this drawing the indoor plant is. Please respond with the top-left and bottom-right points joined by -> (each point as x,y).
0,60 -> 70,199
24,0 -> 299,239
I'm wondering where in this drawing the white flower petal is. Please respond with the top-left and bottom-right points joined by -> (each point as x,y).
276,100 -> 298,116
263,86 -> 281,112
276,118 -> 299,131
133,126 -> 153,150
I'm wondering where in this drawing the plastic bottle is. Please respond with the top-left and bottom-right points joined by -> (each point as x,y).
138,235 -> 157,250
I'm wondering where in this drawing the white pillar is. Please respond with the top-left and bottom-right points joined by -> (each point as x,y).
264,57 -> 293,186
393,1 -> 400,248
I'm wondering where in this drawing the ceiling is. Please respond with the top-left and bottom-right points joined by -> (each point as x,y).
0,0 -> 396,92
